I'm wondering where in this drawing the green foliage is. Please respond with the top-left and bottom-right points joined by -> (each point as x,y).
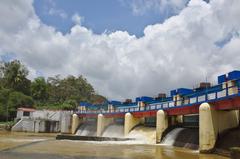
31,77 -> 48,103
0,89 -> 34,121
0,88 -> 11,120
61,99 -> 78,110
47,75 -> 95,104
8,91 -> 34,112
0,60 -> 106,121
0,60 -> 31,95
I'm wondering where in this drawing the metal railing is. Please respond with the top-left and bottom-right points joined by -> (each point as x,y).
77,83 -> 240,115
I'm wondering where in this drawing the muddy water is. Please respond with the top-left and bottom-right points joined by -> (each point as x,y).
0,131 -> 228,159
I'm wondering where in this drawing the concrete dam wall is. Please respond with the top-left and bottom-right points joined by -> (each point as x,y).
72,103 -> 240,152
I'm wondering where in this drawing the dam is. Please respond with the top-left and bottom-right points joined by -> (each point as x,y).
72,70 -> 240,153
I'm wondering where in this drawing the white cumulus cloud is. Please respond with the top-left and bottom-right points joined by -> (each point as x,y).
123,0 -> 189,15
0,0 -> 240,101
71,13 -> 84,25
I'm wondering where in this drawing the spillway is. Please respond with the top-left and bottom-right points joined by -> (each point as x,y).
127,125 -> 156,144
76,122 -> 97,136
161,128 -> 199,149
102,124 -> 124,138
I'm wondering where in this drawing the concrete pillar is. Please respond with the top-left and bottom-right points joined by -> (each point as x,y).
124,113 -> 143,136
156,110 -> 168,143
199,103 -> 239,152
71,114 -> 80,134
97,114 -> 114,136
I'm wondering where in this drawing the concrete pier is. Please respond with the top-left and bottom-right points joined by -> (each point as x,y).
97,114 -> 114,136
124,113 -> 143,136
156,110 -> 168,143
199,103 -> 239,152
71,114 -> 82,134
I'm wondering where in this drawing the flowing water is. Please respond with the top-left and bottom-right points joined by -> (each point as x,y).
76,122 -> 97,136
161,127 -> 199,149
102,124 -> 124,138
161,128 -> 185,145
127,125 -> 156,144
0,131 -> 228,159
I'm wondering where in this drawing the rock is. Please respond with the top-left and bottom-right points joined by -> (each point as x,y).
230,147 -> 240,159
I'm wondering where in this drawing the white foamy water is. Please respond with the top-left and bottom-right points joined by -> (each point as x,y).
161,128 -> 185,145
65,139 -> 156,145
76,123 -> 97,136
127,126 -> 156,144
102,124 -> 124,138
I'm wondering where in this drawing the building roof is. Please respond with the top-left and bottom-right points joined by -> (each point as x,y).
18,107 -> 36,112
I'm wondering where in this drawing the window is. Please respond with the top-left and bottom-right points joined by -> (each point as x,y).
23,111 -> 30,116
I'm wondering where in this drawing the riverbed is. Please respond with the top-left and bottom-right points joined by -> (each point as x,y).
0,131 -> 228,159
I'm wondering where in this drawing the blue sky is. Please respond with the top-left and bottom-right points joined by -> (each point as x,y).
33,0 -> 184,37
1,0 -> 239,99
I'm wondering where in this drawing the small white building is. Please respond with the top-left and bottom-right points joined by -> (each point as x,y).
12,107 -> 72,133
16,107 -> 35,120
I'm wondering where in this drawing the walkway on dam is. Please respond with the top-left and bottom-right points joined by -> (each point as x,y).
77,71 -> 240,118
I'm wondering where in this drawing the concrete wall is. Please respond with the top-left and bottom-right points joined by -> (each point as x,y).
12,118 -> 60,132
124,113 -> 144,136
156,110 -> 168,143
33,110 -> 61,121
60,111 -> 72,133
199,103 -> 239,152
16,111 -> 34,120
12,118 -> 34,132
97,114 -> 114,136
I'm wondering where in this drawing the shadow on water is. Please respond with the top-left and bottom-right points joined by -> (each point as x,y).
215,126 -> 240,150
161,127 -> 199,150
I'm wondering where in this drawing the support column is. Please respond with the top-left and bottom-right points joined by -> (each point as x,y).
71,114 -> 81,134
97,114 -> 114,136
124,113 -> 143,136
199,103 -> 239,152
156,110 -> 168,143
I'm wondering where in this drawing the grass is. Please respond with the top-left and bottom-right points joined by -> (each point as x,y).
0,121 -> 15,125
0,121 -> 16,131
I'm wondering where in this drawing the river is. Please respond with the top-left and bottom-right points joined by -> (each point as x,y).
0,131 -> 228,159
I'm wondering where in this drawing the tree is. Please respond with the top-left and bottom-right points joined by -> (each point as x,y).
0,88 -> 11,121
31,77 -> 48,103
61,99 -> 77,110
8,91 -> 34,114
90,94 -> 107,104
47,75 -> 62,103
0,90 -> 34,121
0,60 -> 31,95
47,75 -> 96,104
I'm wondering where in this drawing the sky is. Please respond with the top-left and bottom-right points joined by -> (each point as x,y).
33,0 -> 189,37
0,0 -> 240,101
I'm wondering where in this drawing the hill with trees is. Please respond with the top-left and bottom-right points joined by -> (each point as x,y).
0,60 -> 106,121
